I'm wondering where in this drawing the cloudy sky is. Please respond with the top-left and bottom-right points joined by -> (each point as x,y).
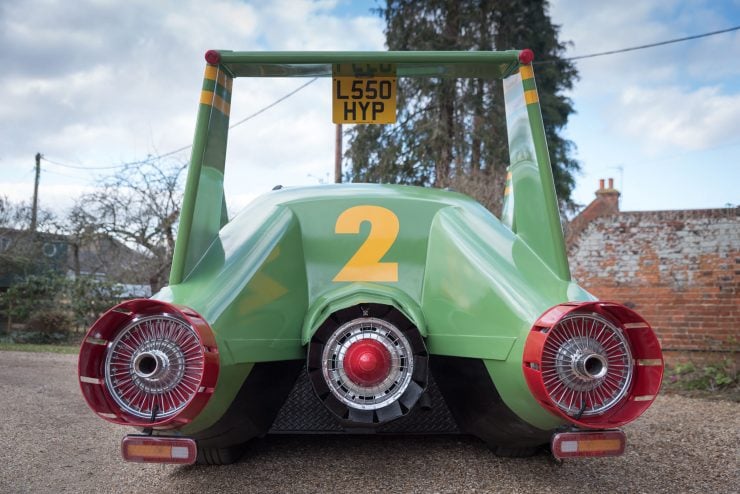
1,0 -> 738,219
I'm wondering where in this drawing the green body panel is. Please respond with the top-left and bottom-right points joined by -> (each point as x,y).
158,184 -> 590,431
419,199 -> 593,428
301,282 -> 428,344
160,51 -> 582,433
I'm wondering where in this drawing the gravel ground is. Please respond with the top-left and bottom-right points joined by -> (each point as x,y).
0,350 -> 737,494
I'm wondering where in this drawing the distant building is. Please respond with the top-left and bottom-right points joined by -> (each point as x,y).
0,228 -> 151,294
567,179 -> 739,363
0,229 -> 68,289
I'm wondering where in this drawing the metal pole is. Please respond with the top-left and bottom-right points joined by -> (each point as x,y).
31,152 -> 41,233
334,124 -> 342,183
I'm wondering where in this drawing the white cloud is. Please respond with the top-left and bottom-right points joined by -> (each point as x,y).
0,0 -> 384,216
549,0 -> 740,211
616,85 -> 740,152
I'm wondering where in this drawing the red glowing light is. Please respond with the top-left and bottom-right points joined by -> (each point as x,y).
343,339 -> 391,387
519,49 -> 534,65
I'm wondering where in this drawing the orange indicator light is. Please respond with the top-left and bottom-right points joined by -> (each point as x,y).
122,436 -> 197,464
551,430 -> 626,459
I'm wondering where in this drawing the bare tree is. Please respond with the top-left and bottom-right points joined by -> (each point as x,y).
0,196 -> 59,232
70,159 -> 186,293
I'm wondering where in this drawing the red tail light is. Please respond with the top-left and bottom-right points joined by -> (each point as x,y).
523,302 -> 663,429
78,299 -> 219,429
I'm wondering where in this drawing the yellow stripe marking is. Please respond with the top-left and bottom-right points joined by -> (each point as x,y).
637,359 -> 663,367
524,89 -> 539,105
200,90 -> 231,116
624,322 -> 650,329
204,65 -> 233,92
633,395 -> 655,402
504,186 -> 511,196
204,64 -> 218,80
79,376 -> 102,385
506,171 -> 512,180
520,65 -> 534,80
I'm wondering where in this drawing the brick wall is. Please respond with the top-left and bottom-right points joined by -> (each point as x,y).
567,191 -> 739,361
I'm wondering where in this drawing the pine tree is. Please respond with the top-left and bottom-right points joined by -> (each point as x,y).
345,0 -> 579,213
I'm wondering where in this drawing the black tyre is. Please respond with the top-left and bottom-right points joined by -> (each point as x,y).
196,443 -> 248,465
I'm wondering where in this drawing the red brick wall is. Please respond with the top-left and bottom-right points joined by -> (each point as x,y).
568,208 -> 739,360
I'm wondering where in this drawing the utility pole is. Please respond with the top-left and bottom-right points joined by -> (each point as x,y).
334,124 -> 342,183
30,152 -> 41,233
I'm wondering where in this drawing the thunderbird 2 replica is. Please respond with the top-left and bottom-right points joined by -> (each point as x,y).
78,50 -> 663,464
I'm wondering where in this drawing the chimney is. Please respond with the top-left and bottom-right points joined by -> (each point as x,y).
595,177 -> 620,214
565,178 -> 621,248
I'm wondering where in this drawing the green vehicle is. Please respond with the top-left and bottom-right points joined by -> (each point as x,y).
78,50 -> 663,465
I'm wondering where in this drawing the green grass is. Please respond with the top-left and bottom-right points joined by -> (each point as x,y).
0,342 -> 79,355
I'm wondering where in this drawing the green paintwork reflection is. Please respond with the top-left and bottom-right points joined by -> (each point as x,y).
301,282 -> 427,345
217,50 -> 521,79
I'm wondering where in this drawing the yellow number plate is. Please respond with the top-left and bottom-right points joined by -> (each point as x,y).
332,76 -> 397,124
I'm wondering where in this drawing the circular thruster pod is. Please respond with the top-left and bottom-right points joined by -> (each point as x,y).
78,299 -> 219,429
307,304 -> 428,427
523,301 -> 664,429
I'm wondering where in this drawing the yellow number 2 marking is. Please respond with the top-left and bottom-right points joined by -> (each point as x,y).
333,205 -> 399,282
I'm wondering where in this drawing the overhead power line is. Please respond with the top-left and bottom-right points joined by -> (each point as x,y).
538,25 -> 740,64
42,156 -> 134,171
41,25 -> 739,171
42,77 -> 319,172
230,77 -> 318,128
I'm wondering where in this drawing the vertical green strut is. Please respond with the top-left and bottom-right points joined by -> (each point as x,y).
502,61 -> 570,281
170,62 -> 233,285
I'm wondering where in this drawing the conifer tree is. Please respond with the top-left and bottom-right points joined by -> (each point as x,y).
345,0 -> 579,213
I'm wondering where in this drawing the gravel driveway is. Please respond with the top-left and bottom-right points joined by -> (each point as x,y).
0,350 -> 737,494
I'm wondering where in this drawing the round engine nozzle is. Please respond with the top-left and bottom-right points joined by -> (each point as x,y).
307,303 -> 428,427
78,299 -> 219,429
522,301 -> 663,429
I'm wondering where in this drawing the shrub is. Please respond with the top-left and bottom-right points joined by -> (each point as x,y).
9,329 -> 70,344
10,309 -> 75,344
68,276 -> 124,327
1,273 -> 68,323
26,309 -> 75,333
665,359 -> 738,395
0,273 -> 126,340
